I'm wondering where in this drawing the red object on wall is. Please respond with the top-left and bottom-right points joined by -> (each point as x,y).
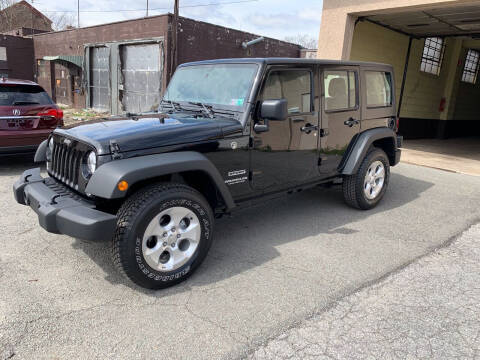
439,97 -> 446,112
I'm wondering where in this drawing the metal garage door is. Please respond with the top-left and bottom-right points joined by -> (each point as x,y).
89,47 -> 110,111
120,43 -> 162,113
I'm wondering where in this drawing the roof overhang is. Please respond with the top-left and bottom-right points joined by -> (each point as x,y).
359,2 -> 480,38
43,55 -> 83,68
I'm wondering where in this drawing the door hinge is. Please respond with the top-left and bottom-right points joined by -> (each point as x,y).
320,129 -> 329,137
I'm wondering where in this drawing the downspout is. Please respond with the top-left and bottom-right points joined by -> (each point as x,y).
397,36 -> 413,119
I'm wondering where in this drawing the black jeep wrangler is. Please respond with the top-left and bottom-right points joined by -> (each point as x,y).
14,58 -> 402,289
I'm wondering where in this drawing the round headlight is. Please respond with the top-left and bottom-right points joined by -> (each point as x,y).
46,137 -> 54,161
87,151 -> 97,174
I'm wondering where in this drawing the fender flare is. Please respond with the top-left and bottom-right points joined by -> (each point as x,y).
341,128 -> 398,175
85,151 -> 235,211
34,140 -> 48,163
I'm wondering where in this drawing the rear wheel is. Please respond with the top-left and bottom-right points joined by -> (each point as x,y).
113,183 -> 214,289
343,148 -> 390,210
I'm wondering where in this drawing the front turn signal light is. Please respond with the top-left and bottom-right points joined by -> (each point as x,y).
118,180 -> 129,192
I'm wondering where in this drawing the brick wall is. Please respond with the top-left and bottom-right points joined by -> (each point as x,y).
33,15 -> 170,59
177,16 -> 301,66
0,35 -> 34,80
0,1 -> 52,33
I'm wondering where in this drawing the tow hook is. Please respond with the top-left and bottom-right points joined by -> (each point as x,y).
50,195 -> 61,205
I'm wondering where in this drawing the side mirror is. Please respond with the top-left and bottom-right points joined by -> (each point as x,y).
260,99 -> 288,121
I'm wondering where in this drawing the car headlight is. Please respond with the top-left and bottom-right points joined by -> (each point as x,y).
82,151 -> 97,178
87,151 -> 97,174
46,137 -> 54,161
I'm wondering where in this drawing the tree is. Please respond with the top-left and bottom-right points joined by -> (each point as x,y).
49,12 -> 76,31
283,34 -> 318,49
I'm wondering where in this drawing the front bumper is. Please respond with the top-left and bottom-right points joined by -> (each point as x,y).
13,168 -> 116,241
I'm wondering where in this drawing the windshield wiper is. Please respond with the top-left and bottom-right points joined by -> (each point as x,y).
159,99 -> 181,112
187,101 -> 214,119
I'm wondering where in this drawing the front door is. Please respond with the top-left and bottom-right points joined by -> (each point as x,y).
320,66 -> 361,174
251,67 -> 319,192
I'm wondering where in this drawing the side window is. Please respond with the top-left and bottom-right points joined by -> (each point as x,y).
261,70 -> 312,114
365,71 -> 392,108
324,70 -> 357,111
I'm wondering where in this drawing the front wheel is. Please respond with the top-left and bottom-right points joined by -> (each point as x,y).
343,148 -> 390,210
113,183 -> 214,289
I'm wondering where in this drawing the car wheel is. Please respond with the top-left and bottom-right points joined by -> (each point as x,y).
343,148 -> 390,210
113,183 -> 214,289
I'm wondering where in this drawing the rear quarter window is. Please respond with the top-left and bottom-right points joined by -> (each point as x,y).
365,71 -> 392,108
0,85 -> 54,106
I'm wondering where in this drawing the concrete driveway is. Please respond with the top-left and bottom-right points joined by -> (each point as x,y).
1,159 -> 480,360
402,137 -> 480,176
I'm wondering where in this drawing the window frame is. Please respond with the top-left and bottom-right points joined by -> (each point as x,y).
420,37 -> 446,76
258,67 -> 314,116
461,49 -> 480,84
365,70 -> 393,109
323,69 -> 359,113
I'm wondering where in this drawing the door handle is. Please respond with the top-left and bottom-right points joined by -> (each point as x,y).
300,123 -> 318,134
292,118 -> 304,122
344,118 -> 360,127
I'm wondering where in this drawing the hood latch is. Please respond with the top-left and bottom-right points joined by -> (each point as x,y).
109,140 -> 123,160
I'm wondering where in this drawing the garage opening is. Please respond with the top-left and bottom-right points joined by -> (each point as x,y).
349,3 -> 480,175
89,46 -> 110,111
119,43 -> 163,114
84,38 -> 164,115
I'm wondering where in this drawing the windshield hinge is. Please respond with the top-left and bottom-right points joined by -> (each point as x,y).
109,140 -> 123,160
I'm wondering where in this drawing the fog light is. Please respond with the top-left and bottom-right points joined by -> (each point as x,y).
118,180 -> 129,191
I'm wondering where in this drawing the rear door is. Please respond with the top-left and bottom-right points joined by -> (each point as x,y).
319,66 -> 361,175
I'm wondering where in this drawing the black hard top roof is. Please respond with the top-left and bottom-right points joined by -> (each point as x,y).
180,58 -> 392,68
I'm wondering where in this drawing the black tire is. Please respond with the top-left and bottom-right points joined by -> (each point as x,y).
342,148 -> 390,210
113,183 -> 214,289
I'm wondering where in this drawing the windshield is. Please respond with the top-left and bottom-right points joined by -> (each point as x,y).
163,63 -> 259,110
0,85 -> 54,106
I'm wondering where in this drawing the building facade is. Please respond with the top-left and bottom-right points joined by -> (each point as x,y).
33,14 -> 301,114
317,0 -> 480,139
0,35 -> 34,80
0,0 -> 52,36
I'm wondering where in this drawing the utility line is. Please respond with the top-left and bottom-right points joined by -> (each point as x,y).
37,0 -> 258,13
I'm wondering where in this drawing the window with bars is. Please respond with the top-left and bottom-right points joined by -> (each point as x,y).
461,49 -> 480,84
420,37 -> 445,76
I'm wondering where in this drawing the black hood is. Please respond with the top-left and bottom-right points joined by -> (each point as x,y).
55,113 -> 242,155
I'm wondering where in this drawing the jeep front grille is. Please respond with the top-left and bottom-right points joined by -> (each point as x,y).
48,135 -> 93,192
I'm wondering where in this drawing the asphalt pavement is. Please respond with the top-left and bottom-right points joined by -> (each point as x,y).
1,158 -> 480,360
249,223 -> 480,360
